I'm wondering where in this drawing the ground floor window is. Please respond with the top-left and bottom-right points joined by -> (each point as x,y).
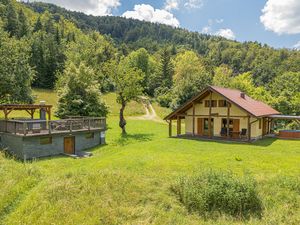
40,136 -> 52,145
221,119 -> 233,129
85,132 -> 95,139
203,118 -> 214,136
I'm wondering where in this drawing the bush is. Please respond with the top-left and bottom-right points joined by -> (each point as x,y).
171,170 -> 263,219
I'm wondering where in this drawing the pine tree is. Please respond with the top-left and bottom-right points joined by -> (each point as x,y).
5,2 -> 19,37
17,9 -> 29,38
33,17 -> 43,32
160,47 -> 173,89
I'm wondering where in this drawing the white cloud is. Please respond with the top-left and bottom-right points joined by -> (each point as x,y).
184,0 -> 204,9
25,0 -> 120,16
294,41 -> 300,50
164,0 -> 203,11
164,0 -> 179,11
260,0 -> 300,34
215,28 -> 236,40
215,19 -> 224,24
201,26 -> 211,34
201,19 -> 224,34
122,4 -> 180,27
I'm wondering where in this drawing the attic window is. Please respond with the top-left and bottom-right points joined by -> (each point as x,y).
219,100 -> 230,107
205,100 -> 217,107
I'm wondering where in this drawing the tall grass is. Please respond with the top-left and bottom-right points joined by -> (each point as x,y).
171,170 -> 263,219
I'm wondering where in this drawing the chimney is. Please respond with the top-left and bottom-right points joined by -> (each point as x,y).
240,92 -> 245,99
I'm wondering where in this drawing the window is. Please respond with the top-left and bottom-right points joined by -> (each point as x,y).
222,119 -> 233,128
205,100 -> 217,107
219,100 -> 230,107
40,137 -> 52,145
85,132 -> 94,139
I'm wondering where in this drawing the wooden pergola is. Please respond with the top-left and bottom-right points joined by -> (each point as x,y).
0,104 -> 52,120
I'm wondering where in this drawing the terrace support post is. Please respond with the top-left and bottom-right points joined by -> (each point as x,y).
23,122 -> 27,136
14,122 -> 17,134
227,101 -> 230,139
70,121 -> 73,133
88,119 -> 91,130
208,91 -> 212,138
168,120 -> 172,137
247,116 -> 251,142
177,116 -> 181,136
192,102 -> 195,136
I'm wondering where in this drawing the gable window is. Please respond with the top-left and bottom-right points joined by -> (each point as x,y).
219,100 -> 230,107
205,100 -> 217,107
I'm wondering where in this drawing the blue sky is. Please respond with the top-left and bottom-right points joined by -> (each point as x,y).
29,0 -> 300,49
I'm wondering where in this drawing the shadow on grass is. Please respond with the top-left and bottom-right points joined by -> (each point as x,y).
115,133 -> 154,146
175,136 -> 278,147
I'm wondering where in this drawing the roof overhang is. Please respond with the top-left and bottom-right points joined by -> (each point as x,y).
267,115 -> 300,120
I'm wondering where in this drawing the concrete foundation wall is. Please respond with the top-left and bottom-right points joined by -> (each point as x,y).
0,130 -> 106,160
0,134 -> 24,159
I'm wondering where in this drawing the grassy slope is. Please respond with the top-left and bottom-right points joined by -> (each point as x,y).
0,89 -> 145,119
0,90 -> 300,224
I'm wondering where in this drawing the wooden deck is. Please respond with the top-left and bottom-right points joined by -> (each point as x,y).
175,134 -> 252,143
0,117 -> 106,137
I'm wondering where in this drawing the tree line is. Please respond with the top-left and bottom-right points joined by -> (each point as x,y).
0,0 -> 299,133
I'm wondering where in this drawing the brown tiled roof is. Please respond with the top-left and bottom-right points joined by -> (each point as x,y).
164,86 -> 280,120
210,86 -> 280,117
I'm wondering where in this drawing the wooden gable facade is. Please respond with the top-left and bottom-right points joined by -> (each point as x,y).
164,86 -> 280,141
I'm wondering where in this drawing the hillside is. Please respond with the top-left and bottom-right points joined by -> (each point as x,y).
26,2 -> 300,85
0,0 -> 299,117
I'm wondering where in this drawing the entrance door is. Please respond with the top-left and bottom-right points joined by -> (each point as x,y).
197,118 -> 203,135
262,118 -> 268,136
232,119 -> 240,138
64,136 -> 75,154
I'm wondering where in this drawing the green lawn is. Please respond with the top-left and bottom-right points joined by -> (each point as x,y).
0,90 -> 299,224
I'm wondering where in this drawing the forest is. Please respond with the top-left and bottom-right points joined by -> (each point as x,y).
0,0 -> 299,126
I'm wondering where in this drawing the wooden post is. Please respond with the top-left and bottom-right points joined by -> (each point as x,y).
208,91 -> 212,138
169,120 -> 172,137
14,122 -> 17,134
70,121 -> 73,133
48,108 -> 51,121
177,116 -> 181,136
247,116 -> 251,141
227,101 -> 230,138
30,109 -> 35,119
23,122 -> 27,136
192,103 -> 195,136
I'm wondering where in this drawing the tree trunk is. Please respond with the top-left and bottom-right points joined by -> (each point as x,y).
119,101 -> 127,135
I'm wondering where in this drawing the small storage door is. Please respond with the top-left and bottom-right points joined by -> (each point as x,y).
64,137 -> 75,154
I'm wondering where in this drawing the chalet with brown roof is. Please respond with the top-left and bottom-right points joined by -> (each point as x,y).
164,86 -> 297,141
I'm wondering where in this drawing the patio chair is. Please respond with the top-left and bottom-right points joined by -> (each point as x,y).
240,129 -> 247,138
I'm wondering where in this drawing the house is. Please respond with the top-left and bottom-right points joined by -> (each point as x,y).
0,103 -> 106,160
164,86 -> 300,141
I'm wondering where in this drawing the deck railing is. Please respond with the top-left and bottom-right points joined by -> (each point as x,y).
0,117 -> 106,136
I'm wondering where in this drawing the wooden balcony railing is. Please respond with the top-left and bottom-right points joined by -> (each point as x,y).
0,117 -> 106,136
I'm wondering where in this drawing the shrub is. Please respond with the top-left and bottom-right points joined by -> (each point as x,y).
171,170 -> 263,219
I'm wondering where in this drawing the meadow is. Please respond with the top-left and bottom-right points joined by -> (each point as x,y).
0,90 -> 299,225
